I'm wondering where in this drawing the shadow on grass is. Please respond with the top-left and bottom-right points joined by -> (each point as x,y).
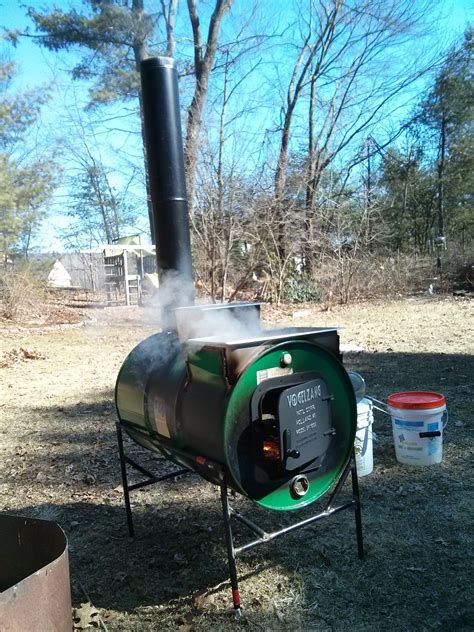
7,452 -> 473,630
2,350 -> 473,628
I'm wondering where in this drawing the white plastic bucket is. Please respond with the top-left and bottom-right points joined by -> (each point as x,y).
355,398 -> 374,477
388,391 -> 447,466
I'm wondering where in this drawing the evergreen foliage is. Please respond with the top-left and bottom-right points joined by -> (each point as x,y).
2,5 -> 472,300
379,28 -> 473,254
0,57 -> 57,261
64,161 -> 137,248
27,1 -> 156,107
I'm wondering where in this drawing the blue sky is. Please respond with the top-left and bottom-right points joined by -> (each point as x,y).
1,0 -> 473,252
3,0 -> 472,91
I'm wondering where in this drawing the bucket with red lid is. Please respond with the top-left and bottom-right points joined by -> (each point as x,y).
387,392 -> 447,465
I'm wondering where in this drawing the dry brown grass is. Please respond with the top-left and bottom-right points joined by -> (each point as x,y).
0,297 -> 472,630
0,268 -> 47,320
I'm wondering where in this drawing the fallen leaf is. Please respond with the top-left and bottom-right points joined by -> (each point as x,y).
72,602 -> 100,630
193,590 -> 214,611
20,348 -> 46,360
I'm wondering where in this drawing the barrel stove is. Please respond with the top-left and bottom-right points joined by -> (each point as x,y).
115,56 -> 363,617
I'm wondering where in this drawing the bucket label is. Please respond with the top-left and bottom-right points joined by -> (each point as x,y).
394,419 -> 424,429
392,412 -> 443,465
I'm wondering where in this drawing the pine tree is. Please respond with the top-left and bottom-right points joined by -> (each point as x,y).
417,28 -> 474,248
28,0 -> 232,235
64,160 -> 137,249
0,59 -> 57,261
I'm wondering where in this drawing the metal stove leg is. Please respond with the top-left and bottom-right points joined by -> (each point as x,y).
220,475 -> 242,619
350,449 -> 364,559
116,422 -> 135,538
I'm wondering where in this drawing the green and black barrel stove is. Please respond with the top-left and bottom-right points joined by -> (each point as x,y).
114,56 -> 363,617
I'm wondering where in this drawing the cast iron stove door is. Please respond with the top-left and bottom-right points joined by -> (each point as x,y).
278,378 -> 332,471
250,372 -> 334,477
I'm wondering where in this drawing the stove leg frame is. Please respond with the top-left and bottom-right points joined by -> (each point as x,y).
115,421 -> 190,538
116,424 -> 363,616
220,475 -> 242,619
219,449 -> 363,618
351,451 -> 364,559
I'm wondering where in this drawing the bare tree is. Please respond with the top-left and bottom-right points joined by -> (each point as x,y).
188,8 -> 268,301
160,0 -> 178,57
271,0 -> 435,266
57,104 -> 139,249
27,0 -> 232,237
185,0 -> 233,216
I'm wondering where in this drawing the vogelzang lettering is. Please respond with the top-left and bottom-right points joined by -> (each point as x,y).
286,385 -> 321,408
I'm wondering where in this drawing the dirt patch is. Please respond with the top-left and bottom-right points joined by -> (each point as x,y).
0,297 -> 473,630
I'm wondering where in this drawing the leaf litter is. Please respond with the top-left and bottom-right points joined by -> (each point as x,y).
0,296 -> 472,630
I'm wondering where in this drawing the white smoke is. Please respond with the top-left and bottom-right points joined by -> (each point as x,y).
151,269 -> 196,330
146,269 -> 265,343
176,302 -> 263,343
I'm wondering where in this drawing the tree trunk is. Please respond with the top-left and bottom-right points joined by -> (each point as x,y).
436,115 -> 446,268
304,74 -> 317,274
131,0 -> 154,240
274,104 -> 295,260
185,0 -> 232,217
217,51 -> 229,301
161,0 -> 177,57
365,139 -> 372,251
437,115 -> 446,237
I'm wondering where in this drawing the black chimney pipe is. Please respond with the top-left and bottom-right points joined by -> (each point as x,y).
140,56 -> 195,313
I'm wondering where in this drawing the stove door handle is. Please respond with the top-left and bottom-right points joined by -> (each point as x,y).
283,429 -> 300,460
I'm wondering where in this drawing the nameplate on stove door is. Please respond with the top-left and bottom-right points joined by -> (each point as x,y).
278,378 -> 332,470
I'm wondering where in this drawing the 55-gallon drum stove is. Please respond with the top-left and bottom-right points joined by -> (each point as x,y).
115,56 -> 363,617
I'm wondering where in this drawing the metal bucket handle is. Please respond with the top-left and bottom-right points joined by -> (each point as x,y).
366,396 -> 390,416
